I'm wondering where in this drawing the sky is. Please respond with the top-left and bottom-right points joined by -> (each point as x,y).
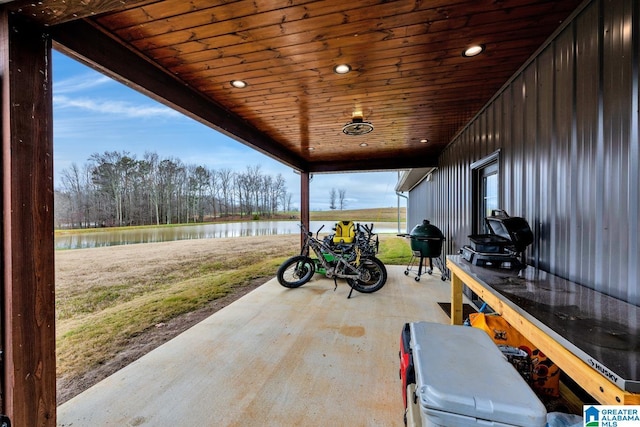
52,50 -> 406,211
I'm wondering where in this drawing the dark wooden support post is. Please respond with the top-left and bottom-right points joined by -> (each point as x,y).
0,12 -> 56,426
300,172 -> 310,247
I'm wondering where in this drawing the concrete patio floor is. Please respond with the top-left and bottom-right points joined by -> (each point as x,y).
57,265 -> 457,427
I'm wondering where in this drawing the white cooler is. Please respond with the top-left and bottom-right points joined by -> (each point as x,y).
408,322 -> 546,427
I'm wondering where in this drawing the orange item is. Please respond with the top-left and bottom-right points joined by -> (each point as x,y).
468,312 -> 560,397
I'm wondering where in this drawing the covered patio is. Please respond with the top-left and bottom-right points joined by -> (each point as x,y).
2,1 -> 627,425
57,266 -> 455,426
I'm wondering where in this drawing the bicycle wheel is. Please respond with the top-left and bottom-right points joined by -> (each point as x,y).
277,256 -> 315,288
347,256 -> 387,293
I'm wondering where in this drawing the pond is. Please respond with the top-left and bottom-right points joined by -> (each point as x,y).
55,220 -> 404,250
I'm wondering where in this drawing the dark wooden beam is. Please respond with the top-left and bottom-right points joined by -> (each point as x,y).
300,172 -> 310,249
0,12 -> 56,426
308,155 -> 439,173
49,19 -> 308,172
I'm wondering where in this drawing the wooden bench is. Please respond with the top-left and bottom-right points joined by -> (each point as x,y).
447,255 -> 640,405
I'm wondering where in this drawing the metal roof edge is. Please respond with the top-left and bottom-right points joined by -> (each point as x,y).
395,167 -> 437,192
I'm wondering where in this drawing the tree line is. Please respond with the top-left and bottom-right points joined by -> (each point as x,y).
55,150 -> 293,229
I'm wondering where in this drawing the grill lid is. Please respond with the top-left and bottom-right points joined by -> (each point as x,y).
484,210 -> 533,253
410,219 -> 444,239
409,220 -> 445,258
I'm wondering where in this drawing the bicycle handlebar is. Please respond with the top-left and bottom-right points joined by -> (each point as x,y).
356,222 -> 374,235
300,222 -> 375,239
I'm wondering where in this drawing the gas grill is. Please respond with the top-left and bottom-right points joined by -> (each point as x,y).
461,210 -> 533,269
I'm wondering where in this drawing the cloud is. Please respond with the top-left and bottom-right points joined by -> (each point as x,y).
54,95 -> 181,119
53,73 -> 113,94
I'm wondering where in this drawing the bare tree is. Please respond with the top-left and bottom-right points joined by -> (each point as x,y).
272,174 -> 286,215
338,188 -> 347,210
209,167 -> 219,219
54,190 -> 72,228
188,165 -> 211,222
60,162 -> 89,228
157,157 -> 184,224
261,174 -> 272,215
89,151 -> 131,226
245,165 -> 262,215
329,188 -> 337,210
286,192 -> 293,211
216,168 -> 234,217
142,152 -> 161,225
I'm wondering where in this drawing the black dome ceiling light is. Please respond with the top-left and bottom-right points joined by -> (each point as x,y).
342,116 -> 374,136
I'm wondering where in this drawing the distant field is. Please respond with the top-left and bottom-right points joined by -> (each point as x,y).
309,207 -> 405,222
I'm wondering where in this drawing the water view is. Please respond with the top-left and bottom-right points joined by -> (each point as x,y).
55,220 -> 403,250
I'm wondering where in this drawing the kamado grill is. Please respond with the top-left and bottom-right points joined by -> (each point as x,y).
402,219 -> 448,281
462,209 -> 533,269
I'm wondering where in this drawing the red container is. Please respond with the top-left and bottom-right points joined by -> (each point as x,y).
399,323 -> 415,408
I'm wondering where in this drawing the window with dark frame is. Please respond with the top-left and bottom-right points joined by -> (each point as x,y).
471,151 -> 500,235
479,163 -> 499,232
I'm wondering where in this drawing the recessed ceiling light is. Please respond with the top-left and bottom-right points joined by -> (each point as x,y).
462,44 -> 485,57
359,142 -> 368,147
308,147 -> 315,151
230,80 -> 248,88
333,64 -> 352,74
420,139 -> 429,143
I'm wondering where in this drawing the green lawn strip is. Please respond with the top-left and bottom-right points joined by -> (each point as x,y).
377,236 -> 412,265
56,255 -> 269,321
56,277 -> 184,321
56,257 -> 287,377
57,283 -> 138,320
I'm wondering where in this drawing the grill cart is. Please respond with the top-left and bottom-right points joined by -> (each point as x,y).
461,209 -> 533,269
401,220 -> 448,281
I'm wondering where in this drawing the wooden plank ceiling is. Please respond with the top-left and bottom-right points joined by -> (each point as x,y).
7,0 -> 584,172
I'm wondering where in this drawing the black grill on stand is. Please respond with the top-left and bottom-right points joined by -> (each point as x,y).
401,220 -> 449,281
461,210 -> 533,269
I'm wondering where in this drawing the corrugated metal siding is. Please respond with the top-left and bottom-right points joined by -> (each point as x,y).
408,0 -> 640,305
406,179 -> 429,234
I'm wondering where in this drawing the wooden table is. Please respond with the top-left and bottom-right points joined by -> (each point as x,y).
447,255 -> 640,405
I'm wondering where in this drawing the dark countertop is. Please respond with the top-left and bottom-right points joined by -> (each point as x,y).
448,255 -> 640,392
